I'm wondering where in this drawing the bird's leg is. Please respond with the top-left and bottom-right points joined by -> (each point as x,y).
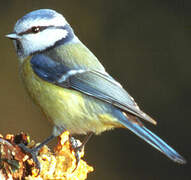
18,134 -> 55,171
19,125 -> 66,171
69,132 -> 93,170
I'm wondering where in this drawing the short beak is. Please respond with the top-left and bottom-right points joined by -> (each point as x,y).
5,33 -> 20,40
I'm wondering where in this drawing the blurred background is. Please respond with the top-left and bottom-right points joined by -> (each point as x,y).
0,0 -> 190,179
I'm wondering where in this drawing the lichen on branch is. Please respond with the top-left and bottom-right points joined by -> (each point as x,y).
0,131 -> 93,180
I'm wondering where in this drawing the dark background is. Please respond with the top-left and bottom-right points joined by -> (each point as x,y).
0,1 -> 190,179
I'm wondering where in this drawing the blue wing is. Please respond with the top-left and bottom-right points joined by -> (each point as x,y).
31,54 -> 156,125
31,54 -> 186,164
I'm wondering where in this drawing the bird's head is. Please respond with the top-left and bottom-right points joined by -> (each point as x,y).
6,9 -> 75,60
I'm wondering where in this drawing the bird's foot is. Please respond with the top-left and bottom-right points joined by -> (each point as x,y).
69,137 -> 83,171
17,134 -> 55,175
18,143 -> 41,174
69,133 -> 93,172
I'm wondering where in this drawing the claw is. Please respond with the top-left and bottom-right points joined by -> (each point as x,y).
69,137 -> 83,171
17,134 -> 55,175
18,143 -> 41,174
69,133 -> 93,172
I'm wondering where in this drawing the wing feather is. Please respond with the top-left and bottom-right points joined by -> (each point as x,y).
31,54 -> 156,125
58,69 -> 156,125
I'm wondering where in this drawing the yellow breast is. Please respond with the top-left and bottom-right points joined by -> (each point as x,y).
19,58 -> 121,135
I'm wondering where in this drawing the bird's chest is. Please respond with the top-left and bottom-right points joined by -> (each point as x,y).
20,59 -> 87,123
19,59 -> 119,135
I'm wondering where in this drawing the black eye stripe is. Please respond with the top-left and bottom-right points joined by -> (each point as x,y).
18,26 -> 47,35
18,26 -> 65,36
31,26 -> 42,33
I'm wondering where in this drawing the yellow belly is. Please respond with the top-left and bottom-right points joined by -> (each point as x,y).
20,59 -> 121,135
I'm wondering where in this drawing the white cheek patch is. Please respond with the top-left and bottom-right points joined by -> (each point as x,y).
22,29 -> 68,56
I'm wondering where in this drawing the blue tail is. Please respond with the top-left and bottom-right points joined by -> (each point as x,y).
116,110 -> 186,164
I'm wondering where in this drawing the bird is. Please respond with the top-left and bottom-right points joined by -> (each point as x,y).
6,9 -> 186,168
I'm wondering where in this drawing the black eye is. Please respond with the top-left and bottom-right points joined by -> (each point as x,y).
18,26 -> 47,36
31,26 -> 40,33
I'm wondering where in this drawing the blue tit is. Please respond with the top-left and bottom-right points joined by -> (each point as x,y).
6,9 -> 186,165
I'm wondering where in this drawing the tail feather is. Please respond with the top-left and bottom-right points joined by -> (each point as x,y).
116,110 -> 186,164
